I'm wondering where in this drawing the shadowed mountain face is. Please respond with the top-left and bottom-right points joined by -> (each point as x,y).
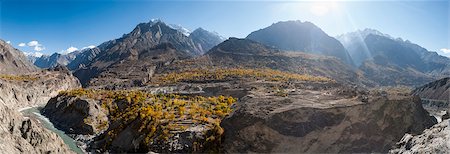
0,40 -> 37,74
338,29 -> 450,86
246,20 -> 354,66
202,38 -> 364,85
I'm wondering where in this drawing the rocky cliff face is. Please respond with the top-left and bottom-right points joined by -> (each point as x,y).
390,119 -> 450,153
0,69 -> 81,109
42,96 -> 108,135
221,90 -> 436,153
0,101 -> 73,153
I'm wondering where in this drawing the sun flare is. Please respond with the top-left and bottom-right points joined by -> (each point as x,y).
310,1 -> 340,16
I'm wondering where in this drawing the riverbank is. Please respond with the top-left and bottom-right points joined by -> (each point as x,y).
20,107 -> 85,154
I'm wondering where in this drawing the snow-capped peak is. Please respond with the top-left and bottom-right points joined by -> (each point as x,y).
168,24 -> 191,36
23,51 -> 44,58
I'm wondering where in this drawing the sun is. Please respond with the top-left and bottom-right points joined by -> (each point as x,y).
310,1 -> 340,16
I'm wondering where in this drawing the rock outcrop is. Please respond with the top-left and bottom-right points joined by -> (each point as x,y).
221,91 -> 436,153
0,101 -> 73,153
42,96 -> 108,135
390,119 -> 450,153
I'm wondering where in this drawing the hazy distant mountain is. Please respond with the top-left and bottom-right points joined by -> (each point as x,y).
33,51 -> 80,69
67,47 -> 101,70
0,39 -> 38,74
338,29 -> 450,86
246,20 -> 354,66
189,28 -> 225,53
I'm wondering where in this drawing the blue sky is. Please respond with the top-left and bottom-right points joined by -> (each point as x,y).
0,0 -> 449,57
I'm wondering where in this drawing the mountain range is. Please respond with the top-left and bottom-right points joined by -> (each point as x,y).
338,29 -> 450,86
16,19 -> 450,88
1,18 -> 449,153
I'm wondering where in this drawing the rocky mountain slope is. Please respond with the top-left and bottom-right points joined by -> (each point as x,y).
413,77 -> 449,101
0,40 -> 38,74
338,29 -> 450,86
72,20 -> 223,87
246,20 -> 354,65
77,43 -> 191,88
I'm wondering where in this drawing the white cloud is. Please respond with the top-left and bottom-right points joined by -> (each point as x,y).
18,43 -> 26,47
26,40 -> 45,51
61,46 -> 79,54
27,41 -> 39,47
440,48 -> 450,54
6,41 -> 11,44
